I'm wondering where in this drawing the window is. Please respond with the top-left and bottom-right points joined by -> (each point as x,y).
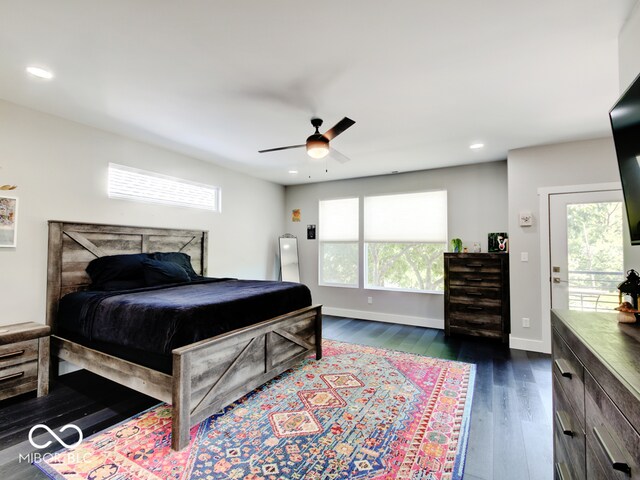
108,163 -> 221,212
364,191 -> 447,292
319,198 -> 359,287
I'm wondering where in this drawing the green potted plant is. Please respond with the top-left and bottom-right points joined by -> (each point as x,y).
451,238 -> 463,253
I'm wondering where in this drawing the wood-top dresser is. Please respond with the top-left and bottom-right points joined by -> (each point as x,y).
444,252 -> 510,343
0,322 -> 50,401
552,309 -> 640,480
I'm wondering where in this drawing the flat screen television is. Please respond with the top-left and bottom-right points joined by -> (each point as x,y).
610,72 -> 640,245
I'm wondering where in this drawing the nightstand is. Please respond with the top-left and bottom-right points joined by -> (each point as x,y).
0,322 -> 50,401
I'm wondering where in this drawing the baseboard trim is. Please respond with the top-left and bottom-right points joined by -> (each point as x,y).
323,307 -> 444,330
509,335 -> 550,354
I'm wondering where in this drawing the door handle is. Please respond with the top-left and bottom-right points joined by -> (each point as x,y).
553,277 -> 568,284
593,425 -> 631,474
555,410 -> 574,437
554,359 -> 573,379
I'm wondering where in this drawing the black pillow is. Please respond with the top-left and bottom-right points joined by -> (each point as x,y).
86,253 -> 151,287
151,252 -> 201,280
142,258 -> 191,286
95,279 -> 147,291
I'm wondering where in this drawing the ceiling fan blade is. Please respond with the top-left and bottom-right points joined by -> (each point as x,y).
330,148 -> 351,163
324,117 -> 355,141
258,144 -> 305,153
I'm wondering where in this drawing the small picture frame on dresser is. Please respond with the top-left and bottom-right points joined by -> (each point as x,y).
488,232 -> 508,253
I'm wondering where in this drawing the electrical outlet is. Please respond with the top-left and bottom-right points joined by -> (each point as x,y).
522,317 -> 530,328
367,297 -> 373,304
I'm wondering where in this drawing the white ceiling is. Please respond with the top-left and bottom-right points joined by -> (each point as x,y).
0,0 -> 635,185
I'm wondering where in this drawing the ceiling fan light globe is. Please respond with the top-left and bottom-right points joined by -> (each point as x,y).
306,137 -> 330,159
307,145 -> 330,159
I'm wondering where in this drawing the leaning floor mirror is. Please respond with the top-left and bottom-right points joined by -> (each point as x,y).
279,234 -> 300,282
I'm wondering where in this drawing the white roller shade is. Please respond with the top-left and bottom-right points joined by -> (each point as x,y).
319,198 -> 359,241
364,191 -> 447,242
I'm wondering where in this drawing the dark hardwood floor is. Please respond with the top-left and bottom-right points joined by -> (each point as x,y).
0,316 -> 552,479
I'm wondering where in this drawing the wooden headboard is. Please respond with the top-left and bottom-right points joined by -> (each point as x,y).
46,221 -> 209,328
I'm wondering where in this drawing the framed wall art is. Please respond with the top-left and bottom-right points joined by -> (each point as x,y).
488,232 -> 508,253
0,195 -> 17,247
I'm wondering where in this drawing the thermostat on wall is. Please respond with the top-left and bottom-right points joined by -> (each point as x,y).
519,211 -> 533,227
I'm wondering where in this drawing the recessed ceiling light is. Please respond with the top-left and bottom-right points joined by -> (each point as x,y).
469,143 -> 484,150
26,66 -> 53,79
288,170 -> 298,174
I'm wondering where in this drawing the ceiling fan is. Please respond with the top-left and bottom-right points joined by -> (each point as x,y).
259,117 -> 355,162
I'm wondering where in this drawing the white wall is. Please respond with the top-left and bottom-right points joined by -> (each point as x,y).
0,99 -> 285,327
619,0 -> 640,91
285,161 -> 508,328
505,4 -> 640,352
506,138 -> 626,351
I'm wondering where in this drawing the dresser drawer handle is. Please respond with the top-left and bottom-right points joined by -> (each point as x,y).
555,462 -> 573,480
554,359 -> 573,379
0,371 -> 24,383
0,349 -> 25,360
465,263 -> 484,268
554,410 -> 574,437
466,278 -> 485,282
593,426 -> 631,474
467,292 -> 484,297
466,306 -> 484,311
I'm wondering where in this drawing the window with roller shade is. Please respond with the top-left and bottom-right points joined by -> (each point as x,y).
318,197 -> 359,287
364,191 -> 447,292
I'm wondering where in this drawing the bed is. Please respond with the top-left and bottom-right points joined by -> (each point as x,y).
46,221 -> 322,450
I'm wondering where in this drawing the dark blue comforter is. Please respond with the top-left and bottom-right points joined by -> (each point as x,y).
57,278 -> 312,357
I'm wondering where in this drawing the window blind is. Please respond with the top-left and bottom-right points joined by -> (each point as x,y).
319,198 -> 359,241
364,191 -> 447,242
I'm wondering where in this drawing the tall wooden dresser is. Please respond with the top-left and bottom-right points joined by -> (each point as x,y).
444,253 -> 510,343
552,310 -> 640,480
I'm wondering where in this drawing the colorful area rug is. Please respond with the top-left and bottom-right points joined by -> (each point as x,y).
36,340 -> 475,479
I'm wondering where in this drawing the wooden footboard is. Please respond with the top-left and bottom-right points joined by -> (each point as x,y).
51,305 -> 322,451
171,305 -> 322,450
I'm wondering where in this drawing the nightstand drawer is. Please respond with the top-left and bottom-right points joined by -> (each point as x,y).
0,360 -> 38,401
0,339 -> 38,368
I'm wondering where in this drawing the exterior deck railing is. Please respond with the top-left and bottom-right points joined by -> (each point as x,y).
567,270 -> 624,312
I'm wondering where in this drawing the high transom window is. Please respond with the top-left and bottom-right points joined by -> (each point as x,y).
108,163 -> 220,212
